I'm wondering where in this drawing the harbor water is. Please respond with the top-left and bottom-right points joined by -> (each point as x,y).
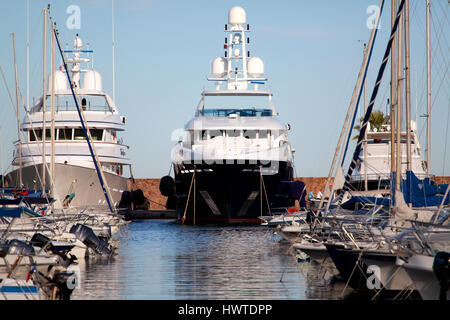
70,219 -> 341,300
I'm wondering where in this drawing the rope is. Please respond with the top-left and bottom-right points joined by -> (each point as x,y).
181,170 -> 195,224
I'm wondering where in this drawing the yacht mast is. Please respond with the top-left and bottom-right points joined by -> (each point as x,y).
426,0 -> 431,177
42,7 -> 48,194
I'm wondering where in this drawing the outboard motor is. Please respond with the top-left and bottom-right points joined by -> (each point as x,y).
5,239 -> 35,256
30,232 -> 52,249
30,233 -> 76,266
69,223 -> 112,256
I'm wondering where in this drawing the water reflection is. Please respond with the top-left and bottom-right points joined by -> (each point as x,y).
71,220 -> 307,300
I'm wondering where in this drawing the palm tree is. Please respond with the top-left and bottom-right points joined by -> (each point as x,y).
353,110 -> 389,140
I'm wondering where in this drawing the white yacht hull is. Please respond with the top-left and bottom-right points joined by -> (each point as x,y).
396,254 -> 450,300
7,163 -> 129,210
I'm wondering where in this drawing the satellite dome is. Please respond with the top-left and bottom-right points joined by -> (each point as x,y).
228,7 -> 246,26
81,70 -> 102,91
212,57 -> 228,78
48,70 -> 68,93
247,57 -> 264,77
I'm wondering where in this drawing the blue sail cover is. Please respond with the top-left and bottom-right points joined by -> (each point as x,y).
401,171 -> 450,207
341,196 -> 391,210
0,207 -> 24,218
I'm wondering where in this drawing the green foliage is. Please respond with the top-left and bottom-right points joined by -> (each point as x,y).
352,110 -> 389,140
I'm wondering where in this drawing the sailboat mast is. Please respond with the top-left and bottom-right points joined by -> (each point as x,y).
112,0 -> 116,102
42,7 -> 48,194
426,0 -> 431,177
363,43 -> 368,192
319,0 -> 384,211
390,0 -> 397,193
395,4 -> 403,192
26,0 -> 30,111
404,0 -> 412,173
50,21 -> 56,197
12,34 -> 22,187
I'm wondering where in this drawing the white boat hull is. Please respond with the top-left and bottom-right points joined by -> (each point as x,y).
7,163 -> 130,209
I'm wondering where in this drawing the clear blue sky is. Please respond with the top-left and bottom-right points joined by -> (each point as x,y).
0,0 -> 448,178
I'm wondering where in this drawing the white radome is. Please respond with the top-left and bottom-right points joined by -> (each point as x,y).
212,57 -> 228,78
247,57 -> 264,77
82,70 -> 102,91
228,6 -> 246,26
48,70 -> 69,93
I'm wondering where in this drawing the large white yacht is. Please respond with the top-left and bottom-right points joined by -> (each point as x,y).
7,36 -> 131,209
166,7 -> 297,224
348,122 -> 427,193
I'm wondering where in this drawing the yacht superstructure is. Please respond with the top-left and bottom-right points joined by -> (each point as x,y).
349,122 -> 427,192
7,36 -> 131,209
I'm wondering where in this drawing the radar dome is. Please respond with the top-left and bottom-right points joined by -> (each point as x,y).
212,57 -> 228,78
81,70 -> 102,91
228,7 -> 246,26
247,57 -> 264,77
48,70 -> 68,93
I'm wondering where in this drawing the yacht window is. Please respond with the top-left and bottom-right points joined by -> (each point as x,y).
30,129 -> 40,141
74,128 -> 103,141
227,130 -> 241,138
201,96 -> 273,117
90,129 -> 104,141
58,128 -> 73,140
209,130 -> 223,139
243,130 -> 257,139
259,130 -> 269,139
50,95 -> 111,112
74,129 -> 86,140
29,129 -> 54,141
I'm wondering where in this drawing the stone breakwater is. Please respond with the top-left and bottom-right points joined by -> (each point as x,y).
128,177 -> 450,210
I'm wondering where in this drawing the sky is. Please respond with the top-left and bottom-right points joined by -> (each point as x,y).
0,0 -> 448,179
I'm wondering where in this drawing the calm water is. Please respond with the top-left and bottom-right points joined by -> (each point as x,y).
71,219 -> 340,300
